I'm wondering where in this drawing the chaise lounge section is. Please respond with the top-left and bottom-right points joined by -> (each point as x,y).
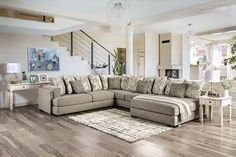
38,75 -> 203,126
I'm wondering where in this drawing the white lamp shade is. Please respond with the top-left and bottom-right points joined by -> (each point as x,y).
203,70 -> 221,82
7,63 -> 21,74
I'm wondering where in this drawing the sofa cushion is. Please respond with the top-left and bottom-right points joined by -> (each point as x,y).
124,92 -> 140,101
136,80 -> 153,94
53,94 -> 92,107
99,75 -> 110,90
108,77 -> 121,89
169,83 -> 188,98
74,76 -> 91,92
152,77 -> 168,95
184,80 -> 204,99
165,78 -> 185,96
88,75 -> 103,91
63,76 -> 75,94
109,90 -> 134,100
131,95 -> 198,116
89,91 -> 114,101
51,77 -> 66,95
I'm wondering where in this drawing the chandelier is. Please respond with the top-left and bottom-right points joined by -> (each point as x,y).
185,24 -> 195,39
107,0 -> 130,32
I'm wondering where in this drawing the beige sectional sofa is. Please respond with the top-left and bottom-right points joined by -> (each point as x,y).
38,75 -> 203,126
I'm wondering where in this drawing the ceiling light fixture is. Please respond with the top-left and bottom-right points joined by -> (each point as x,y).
107,0 -> 130,32
185,23 -> 195,38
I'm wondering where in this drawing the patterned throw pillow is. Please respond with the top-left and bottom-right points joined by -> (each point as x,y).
127,76 -> 142,92
136,80 -> 153,94
70,80 -> 89,94
51,77 -> 66,95
152,77 -> 168,95
169,83 -> 187,98
74,76 -> 91,92
88,75 -> 103,91
63,76 -> 75,94
165,78 -> 185,96
143,77 -> 155,93
99,75 -> 110,90
108,77 -> 121,89
121,76 -> 130,90
185,80 -> 204,99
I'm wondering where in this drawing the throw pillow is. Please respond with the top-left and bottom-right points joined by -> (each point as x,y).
169,83 -> 187,98
127,76 -> 142,92
74,76 -> 92,92
121,76 -> 130,90
99,75 -> 110,90
51,77 -> 66,95
108,77 -> 121,89
63,76 -> 75,94
136,80 -> 153,94
70,80 -> 90,94
143,77 -> 155,93
152,77 -> 167,95
88,75 -> 103,91
164,78 -> 185,96
185,80 -> 204,99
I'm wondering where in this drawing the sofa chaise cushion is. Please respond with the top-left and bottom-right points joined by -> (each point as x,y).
53,94 -> 92,107
109,90 -> 138,100
131,95 -> 198,116
89,91 -> 114,101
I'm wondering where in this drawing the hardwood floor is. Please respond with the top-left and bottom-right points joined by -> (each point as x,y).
0,105 -> 236,157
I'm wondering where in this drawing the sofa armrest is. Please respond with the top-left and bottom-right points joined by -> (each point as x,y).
38,86 -> 61,114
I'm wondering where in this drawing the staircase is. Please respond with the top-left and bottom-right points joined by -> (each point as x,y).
52,30 -> 114,75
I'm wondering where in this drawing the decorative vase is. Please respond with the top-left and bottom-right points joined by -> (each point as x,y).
224,90 -> 229,97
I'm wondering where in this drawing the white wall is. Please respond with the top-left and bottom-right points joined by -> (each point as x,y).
144,32 -> 159,77
182,35 -> 190,79
133,33 -> 145,76
0,30 -> 126,108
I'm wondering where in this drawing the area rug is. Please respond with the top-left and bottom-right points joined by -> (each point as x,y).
68,109 -> 172,143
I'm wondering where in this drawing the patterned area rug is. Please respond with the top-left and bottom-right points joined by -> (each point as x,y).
68,109 -> 172,143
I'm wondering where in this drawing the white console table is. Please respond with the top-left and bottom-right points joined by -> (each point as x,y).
6,82 -> 50,110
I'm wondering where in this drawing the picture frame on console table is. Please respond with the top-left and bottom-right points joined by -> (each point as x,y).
38,73 -> 48,83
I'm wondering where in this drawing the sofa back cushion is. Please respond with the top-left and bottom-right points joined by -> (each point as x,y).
165,78 -> 185,96
169,83 -> 187,98
63,76 -> 75,94
121,76 -> 143,92
152,77 -> 167,95
108,77 -> 121,89
184,80 -> 204,99
99,75 -> 110,90
88,75 -> 103,91
136,80 -> 153,94
51,77 -> 66,95
70,80 -> 89,94
74,76 -> 92,92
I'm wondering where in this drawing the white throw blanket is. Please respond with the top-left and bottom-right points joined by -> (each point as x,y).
133,95 -> 192,121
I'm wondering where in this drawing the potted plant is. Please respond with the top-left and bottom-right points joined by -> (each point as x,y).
220,79 -> 231,97
112,49 -> 125,75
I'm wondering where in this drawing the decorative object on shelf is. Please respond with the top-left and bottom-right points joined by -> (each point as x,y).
29,75 -> 39,83
112,49 -> 125,75
6,63 -> 21,84
220,79 -> 231,97
107,0 -> 130,32
94,63 -> 108,75
28,48 -> 60,71
38,73 -> 48,83
203,69 -> 221,97
22,71 -> 27,81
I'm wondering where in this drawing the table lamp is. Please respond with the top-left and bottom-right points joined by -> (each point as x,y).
7,63 -> 21,84
203,69 -> 220,96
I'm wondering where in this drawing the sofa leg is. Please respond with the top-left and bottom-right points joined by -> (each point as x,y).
174,124 -> 181,128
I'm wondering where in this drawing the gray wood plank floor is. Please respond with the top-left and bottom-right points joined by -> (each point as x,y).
0,105 -> 236,157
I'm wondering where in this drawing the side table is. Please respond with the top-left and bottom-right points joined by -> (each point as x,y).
199,96 -> 232,127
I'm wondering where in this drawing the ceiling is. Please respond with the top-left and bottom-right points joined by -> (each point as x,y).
0,0 -> 236,36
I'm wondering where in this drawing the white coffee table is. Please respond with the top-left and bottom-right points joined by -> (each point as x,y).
199,96 -> 232,127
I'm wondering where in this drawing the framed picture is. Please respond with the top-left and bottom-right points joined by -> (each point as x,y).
28,48 -> 60,71
29,75 -> 39,83
38,73 -> 48,83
